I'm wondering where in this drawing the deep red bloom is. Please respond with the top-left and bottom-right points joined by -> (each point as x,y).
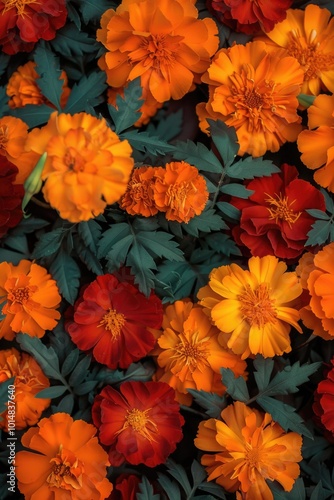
207,0 -> 292,34
92,381 -> 184,467
0,157 -> 24,239
66,274 -> 162,369
0,0 -> 67,55
230,164 -> 326,261
109,475 -> 141,500
314,359 -> 334,437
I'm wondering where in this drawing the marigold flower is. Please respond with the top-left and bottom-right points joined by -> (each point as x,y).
92,380 -> 184,467
7,61 -> 70,109
230,163 -> 326,261
197,40 -> 304,157
66,274 -> 162,369
256,4 -> 334,96
0,348 -> 50,431
0,0 -> 67,55
194,401 -> 303,499
0,260 -> 61,340
15,412 -> 113,499
153,161 -> 209,223
110,475 -> 141,500
207,0 -> 292,34
153,299 -> 247,405
297,94 -> 334,192
313,358 -> 334,436
25,111 -> 134,222
119,165 -> 163,217
198,255 -> 303,359
97,0 -> 218,103
296,243 -> 334,340
0,157 -> 24,239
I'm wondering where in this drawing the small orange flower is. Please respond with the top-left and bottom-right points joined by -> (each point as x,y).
194,401 -> 303,499
197,40 -> 304,157
0,260 -> 61,340
7,61 -> 70,109
97,0 -> 218,103
153,161 -> 209,223
25,111 -> 134,222
119,165 -> 163,217
0,348 -> 50,431
15,413 -> 113,500
153,299 -> 247,405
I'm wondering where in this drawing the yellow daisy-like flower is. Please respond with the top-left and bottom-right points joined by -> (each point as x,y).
197,255 -> 303,359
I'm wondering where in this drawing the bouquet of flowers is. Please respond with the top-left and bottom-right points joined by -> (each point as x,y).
1,0 -> 334,498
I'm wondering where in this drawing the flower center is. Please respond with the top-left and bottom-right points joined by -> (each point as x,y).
1,0 -> 39,17
245,443 -> 261,468
172,335 -> 210,373
99,308 -> 125,340
124,408 -> 158,441
7,286 -> 33,304
265,192 -> 301,227
166,181 -> 196,212
64,148 -> 85,173
239,283 -> 277,327
286,30 -> 334,81
0,125 -> 9,151
129,33 -> 181,70
47,446 -> 83,490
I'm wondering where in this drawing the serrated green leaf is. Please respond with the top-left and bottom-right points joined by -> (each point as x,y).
205,232 -> 242,257
261,361 -> 321,397
97,223 -> 131,258
50,23 -> 100,57
305,220 -> 331,246
0,378 -> 15,415
220,183 -> 254,198
66,2 -> 81,29
216,201 -> 241,220
306,209 -> 331,220
209,119 -> 239,169
108,78 -> 143,134
8,103 -> 53,127
34,42 -> 64,111
127,239 -> 156,295
187,389 -> 227,418
181,208 -> 228,236
136,231 -> 184,261
10,217 -> 49,235
32,227 -> 66,259
63,72 -> 107,114
121,129 -> 175,155
253,356 -> 274,392
173,139 -> 223,173
50,251 -> 81,304
78,0 -> 116,23
68,356 -> 91,387
137,476 -> 160,500
320,188 -> 334,213
35,385 -> 68,399
75,238 -> 103,275
77,220 -> 102,254
61,349 -> 80,377
226,156 -> 280,180
221,368 -> 249,402
157,474 -> 182,500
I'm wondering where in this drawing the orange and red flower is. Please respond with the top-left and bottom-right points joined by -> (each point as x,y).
92,380 -> 184,467
0,348 -> 50,431
66,274 -> 162,369
313,358 -> 334,437
0,260 -> 61,340
230,163 -> 326,261
0,157 -> 24,239
15,412 -> 113,499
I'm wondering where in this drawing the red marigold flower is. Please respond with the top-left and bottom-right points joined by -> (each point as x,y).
207,0 -> 292,34
92,380 -> 184,467
66,274 -> 163,369
0,156 -> 24,239
230,164 -> 326,261
0,0 -> 67,55
313,358 -> 334,436
110,475 -> 141,500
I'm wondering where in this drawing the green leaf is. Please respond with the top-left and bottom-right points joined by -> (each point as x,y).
121,129 -> 175,155
8,103 -> 53,128
61,349 -> 80,377
298,93 -> 316,108
221,368 -> 250,402
197,483 -> 227,499
108,78 -> 143,134
136,230 -> 184,261
0,85 -> 9,118
187,389 -> 227,418
157,474 -> 182,500
147,108 -> 183,141
74,238 -> 103,275
10,217 -> 49,235
63,72 -> 107,114
74,381 -> 98,396
137,476 -> 160,500
52,394 -> 74,414
78,0 -> 117,23
77,220 -> 102,254
32,228 -> 66,260
306,220 -> 331,246
50,23 -> 100,57
220,183 -> 254,199
216,201 -> 241,220
68,356 -> 91,387
260,361 -> 321,397
205,232 -> 242,257
34,42 -> 64,111
253,356 -> 274,392
209,119 -> 239,169
226,156 -> 280,180
173,139 -> 223,173
271,477 -> 306,500
164,460 -> 192,496
191,460 -> 207,486
50,251 -> 81,304
306,209 -> 331,220
321,188 -> 334,213
35,385 -> 68,399
181,208 -> 228,237
309,482 -> 326,500
0,377 -> 15,415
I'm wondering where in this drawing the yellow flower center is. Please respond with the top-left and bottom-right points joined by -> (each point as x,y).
129,33 -> 181,70
1,0 -> 39,17
99,308 -> 126,340
286,29 -> 334,81
265,192 -> 301,227
123,408 -> 158,441
0,125 -> 8,151
239,283 -> 277,327
47,446 -> 83,490
172,335 -> 210,373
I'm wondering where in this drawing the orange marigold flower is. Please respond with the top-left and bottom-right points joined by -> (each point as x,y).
0,260 -> 61,341
194,401 -> 303,499
153,161 -> 209,223
7,61 -> 70,109
119,165 -> 163,217
196,40 -> 304,157
256,4 -> 334,96
0,348 -> 50,431
197,255 -> 303,359
153,299 -> 247,405
25,111 -> 134,222
96,0 -> 218,103
92,381 -> 184,467
15,412 -> 113,500
297,94 -> 334,193
296,243 -> 334,340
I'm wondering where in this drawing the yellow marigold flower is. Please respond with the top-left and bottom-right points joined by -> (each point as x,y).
97,0 -> 218,103
256,4 -> 334,96
25,111 -> 134,222
194,401 -> 303,499
197,255 -> 303,359
196,40 -> 304,157
0,260 -> 61,340
153,299 -> 247,405
0,348 -> 51,431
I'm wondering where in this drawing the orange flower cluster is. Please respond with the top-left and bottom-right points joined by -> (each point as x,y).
0,348 -> 50,431
195,401 -> 303,499
120,161 -> 209,223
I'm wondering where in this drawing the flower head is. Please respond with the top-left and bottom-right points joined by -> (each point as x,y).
97,0 -> 218,102
198,255 -> 303,359
0,348 -> 50,431
66,274 -> 162,369
0,156 -> 24,239
197,40 -> 304,157
230,163 -> 326,260
194,401 -> 303,499
119,165 -> 163,217
25,112 -> 134,222
92,380 -> 184,467
0,260 -> 61,340
15,413 -> 113,499
313,358 -> 334,437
